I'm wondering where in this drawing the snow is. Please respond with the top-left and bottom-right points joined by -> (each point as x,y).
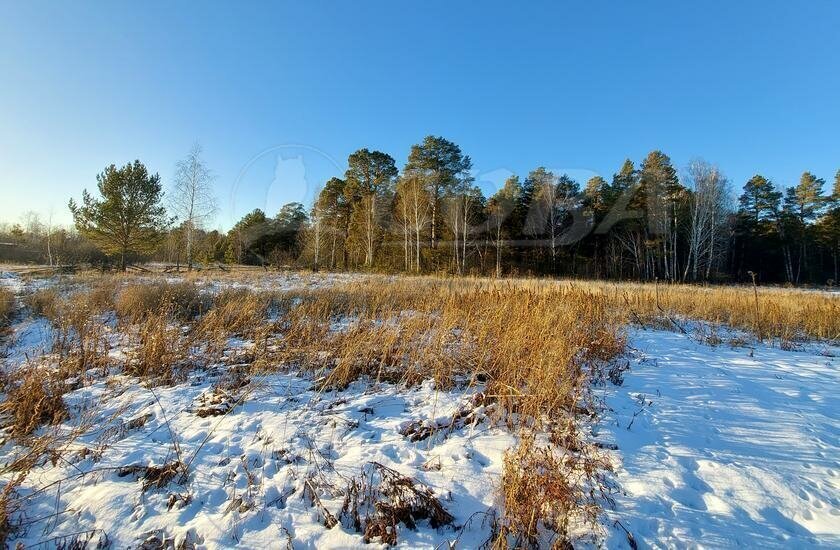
601,329 -> 840,548
3,367 -> 514,548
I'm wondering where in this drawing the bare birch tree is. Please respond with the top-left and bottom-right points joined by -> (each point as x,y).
395,172 -> 430,272
683,159 -> 731,281
171,144 -> 217,270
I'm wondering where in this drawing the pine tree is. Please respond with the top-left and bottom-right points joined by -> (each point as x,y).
584,176 -> 610,218
315,177 -> 350,268
832,169 -> 840,201
638,151 -> 681,280
229,209 -> 271,264
780,172 -> 825,283
784,172 -> 825,223
344,149 -> 398,267
582,176 -> 611,278
611,159 -> 637,196
822,170 -> 840,282
68,160 -> 169,270
738,175 -> 782,221
405,136 -> 471,250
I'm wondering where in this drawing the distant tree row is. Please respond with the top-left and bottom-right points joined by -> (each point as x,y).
2,137 -> 838,285
296,136 -> 840,285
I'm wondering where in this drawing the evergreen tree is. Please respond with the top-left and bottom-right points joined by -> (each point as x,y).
68,160 -> 169,270
784,172 -> 826,223
738,175 -> 782,221
780,172 -> 826,282
584,176 -> 610,217
601,159 -> 640,235
405,136 -> 472,250
833,169 -> 840,201
315,177 -> 350,268
273,202 -> 308,263
638,151 -> 681,280
344,149 -> 398,267
732,175 -> 783,282
229,208 -> 270,264
580,176 -> 611,277
611,159 -> 637,196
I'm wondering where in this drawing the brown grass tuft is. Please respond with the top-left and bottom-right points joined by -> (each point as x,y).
50,295 -> 111,380
125,305 -> 190,386
272,280 -> 624,423
0,366 -> 67,439
194,289 -> 273,357
567,280 -> 839,342
339,462 -> 454,545
0,287 -> 15,326
492,432 -> 612,549
115,282 -> 208,324
24,287 -> 61,320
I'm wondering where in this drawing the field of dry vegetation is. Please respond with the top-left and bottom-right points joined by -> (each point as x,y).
0,268 -> 837,548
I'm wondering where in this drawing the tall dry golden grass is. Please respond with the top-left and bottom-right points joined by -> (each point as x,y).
0,366 -> 67,440
566,280 -> 839,342
171,268 -> 840,341
273,279 -> 624,417
114,281 -> 208,323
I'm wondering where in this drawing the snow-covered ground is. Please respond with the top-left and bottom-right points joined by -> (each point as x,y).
3,368 -> 513,548
601,329 -> 840,549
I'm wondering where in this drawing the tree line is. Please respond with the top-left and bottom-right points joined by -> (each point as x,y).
1,136 -> 838,285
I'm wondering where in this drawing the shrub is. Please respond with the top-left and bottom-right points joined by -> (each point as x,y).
493,433 -> 611,548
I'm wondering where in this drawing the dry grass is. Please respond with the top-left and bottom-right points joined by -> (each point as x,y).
493,432 -> 612,548
115,281 -> 208,324
0,366 -> 67,439
195,288 -> 273,351
24,288 -> 61,320
586,280 -> 840,342
361,274 -> 840,342
272,280 -> 624,422
261,279 -> 624,544
49,294 -> 112,380
340,461 -> 454,545
125,304 -> 191,386
0,287 -> 14,326
440,277 -> 838,343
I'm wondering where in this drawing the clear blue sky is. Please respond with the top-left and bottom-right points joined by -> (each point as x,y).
2,1 -> 839,230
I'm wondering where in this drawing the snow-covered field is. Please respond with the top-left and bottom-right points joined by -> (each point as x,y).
1,270 -> 838,548
602,329 -> 840,548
